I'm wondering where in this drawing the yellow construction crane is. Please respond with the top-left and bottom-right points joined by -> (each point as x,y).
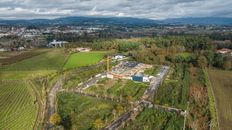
106,55 -> 112,73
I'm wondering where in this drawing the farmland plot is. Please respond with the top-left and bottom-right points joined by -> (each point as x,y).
0,80 -> 38,130
208,69 -> 232,130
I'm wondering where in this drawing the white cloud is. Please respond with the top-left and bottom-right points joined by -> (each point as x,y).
0,0 -> 231,19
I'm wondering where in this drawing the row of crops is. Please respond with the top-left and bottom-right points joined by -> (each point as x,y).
0,80 -> 38,130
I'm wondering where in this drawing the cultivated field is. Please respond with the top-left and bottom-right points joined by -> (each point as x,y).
64,51 -> 107,69
208,69 -> 232,130
0,49 -> 49,66
0,49 -> 69,79
187,68 -> 210,129
0,80 -> 38,130
58,93 -> 126,130
2,49 -> 69,71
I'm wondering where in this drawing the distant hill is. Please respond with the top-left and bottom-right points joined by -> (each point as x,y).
0,16 -> 159,26
0,16 -> 232,26
162,17 -> 232,25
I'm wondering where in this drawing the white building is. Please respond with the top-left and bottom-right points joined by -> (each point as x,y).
0,48 -> 6,52
49,40 -> 68,48
113,55 -> 125,60
76,47 -> 91,52
18,47 -> 25,51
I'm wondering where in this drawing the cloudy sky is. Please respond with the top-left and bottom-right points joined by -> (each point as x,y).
0,0 -> 232,20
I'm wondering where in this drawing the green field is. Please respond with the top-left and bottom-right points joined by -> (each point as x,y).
175,52 -> 192,58
122,108 -> 184,130
208,69 -> 232,130
86,79 -> 149,101
58,93 -> 125,130
0,80 -> 38,130
64,51 -> 106,69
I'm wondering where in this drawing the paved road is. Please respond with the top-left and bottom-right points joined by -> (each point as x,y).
45,63 -> 105,128
142,66 -> 169,101
76,72 -> 106,90
103,103 -> 143,130
47,79 -> 62,117
141,100 -> 185,115
45,79 -> 62,130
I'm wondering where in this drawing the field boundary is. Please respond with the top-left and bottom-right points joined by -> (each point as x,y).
27,80 -> 44,130
203,69 -> 220,130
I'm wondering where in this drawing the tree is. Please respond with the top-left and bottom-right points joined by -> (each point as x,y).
197,55 -> 208,68
204,50 -> 214,65
94,118 -> 104,130
49,113 -> 61,126
223,59 -> 231,70
213,54 -> 224,68
116,105 -> 124,114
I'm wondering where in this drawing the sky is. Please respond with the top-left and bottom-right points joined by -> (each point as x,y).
0,0 -> 232,20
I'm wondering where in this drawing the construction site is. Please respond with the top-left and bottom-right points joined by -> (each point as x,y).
106,59 -> 154,82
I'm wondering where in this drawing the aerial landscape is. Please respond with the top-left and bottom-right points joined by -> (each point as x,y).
0,0 -> 232,130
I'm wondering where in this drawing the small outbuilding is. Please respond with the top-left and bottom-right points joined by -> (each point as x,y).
113,54 -> 125,60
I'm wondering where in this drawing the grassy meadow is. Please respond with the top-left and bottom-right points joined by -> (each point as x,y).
64,51 -> 106,69
208,69 -> 232,130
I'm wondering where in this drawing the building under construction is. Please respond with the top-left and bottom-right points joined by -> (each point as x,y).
106,61 -> 153,82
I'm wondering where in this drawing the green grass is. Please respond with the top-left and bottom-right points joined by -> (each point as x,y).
64,51 -> 107,69
144,66 -> 161,76
58,93 -> 125,130
0,80 -> 38,130
86,79 -> 149,101
207,69 -> 232,130
0,70 -> 56,80
122,108 -> 184,130
175,52 -> 192,58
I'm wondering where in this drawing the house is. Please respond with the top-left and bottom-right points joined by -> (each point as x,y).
0,48 -> 6,52
76,47 -> 91,52
217,48 -> 232,54
18,46 -> 25,51
49,40 -> 68,48
113,54 -> 125,60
